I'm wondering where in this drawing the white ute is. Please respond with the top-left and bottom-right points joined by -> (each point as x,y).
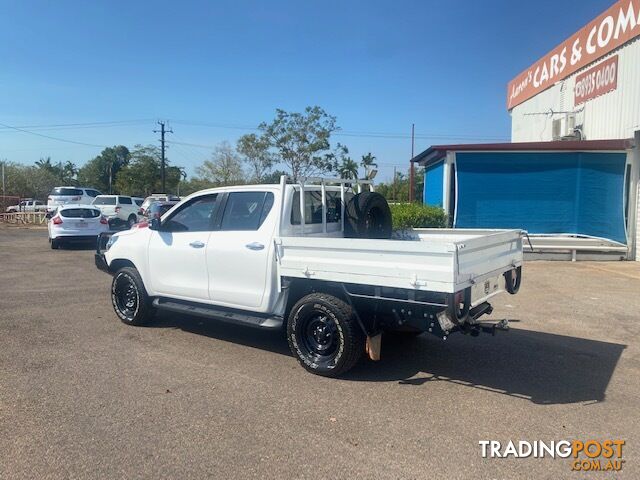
96,176 -> 523,377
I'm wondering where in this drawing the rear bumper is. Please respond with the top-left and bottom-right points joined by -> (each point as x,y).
95,253 -> 110,273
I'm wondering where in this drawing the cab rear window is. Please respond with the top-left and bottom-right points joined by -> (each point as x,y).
60,208 -> 100,218
51,187 -> 83,196
93,197 -> 116,205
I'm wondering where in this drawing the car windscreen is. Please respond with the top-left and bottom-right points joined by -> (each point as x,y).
50,187 -> 83,197
59,208 -> 100,218
93,197 -> 117,205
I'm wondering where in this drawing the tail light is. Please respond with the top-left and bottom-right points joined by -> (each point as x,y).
71,196 -> 81,201
134,221 -> 149,229
52,216 -> 63,225
100,216 -> 108,225
115,207 -> 121,213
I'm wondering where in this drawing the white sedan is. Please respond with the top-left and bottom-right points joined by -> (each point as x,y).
48,204 -> 109,249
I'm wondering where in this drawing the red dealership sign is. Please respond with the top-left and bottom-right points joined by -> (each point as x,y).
507,0 -> 640,109
574,55 -> 618,105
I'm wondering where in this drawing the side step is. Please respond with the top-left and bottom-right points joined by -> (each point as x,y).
152,298 -> 284,330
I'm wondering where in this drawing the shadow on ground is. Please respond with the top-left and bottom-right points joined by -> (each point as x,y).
151,311 -> 624,405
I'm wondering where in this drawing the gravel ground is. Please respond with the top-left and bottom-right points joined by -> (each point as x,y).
1,225 -> 638,479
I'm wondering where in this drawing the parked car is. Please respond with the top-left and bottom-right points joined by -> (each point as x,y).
5,199 -> 47,213
47,187 -> 101,212
132,197 -> 144,215
140,194 -> 180,216
48,205 -> 108,249
95,176 -> 524,377
92,195 -> 140,228
146,200 -> 179,220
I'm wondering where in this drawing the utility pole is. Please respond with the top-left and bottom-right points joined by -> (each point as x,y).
409,123 -> 415,202
393,166 -> 397,202
153,121 -> 173,192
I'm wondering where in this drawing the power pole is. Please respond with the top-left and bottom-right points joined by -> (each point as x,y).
393,166 -> 397,202
409,123 -> 415,202
153,121 -> 173,192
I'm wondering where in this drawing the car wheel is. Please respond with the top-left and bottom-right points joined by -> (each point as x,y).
127,215 -> 137,229
344,192 -> 393,239
287,293 -> 365,377
111,267 -> 155,326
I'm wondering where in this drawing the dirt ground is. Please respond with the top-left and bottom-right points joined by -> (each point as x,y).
1,225 -> 638,479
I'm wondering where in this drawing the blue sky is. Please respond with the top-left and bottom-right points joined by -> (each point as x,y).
0,0 -> 613,181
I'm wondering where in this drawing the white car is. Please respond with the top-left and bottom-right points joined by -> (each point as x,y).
140,194 -> 180,216
48,204 -> 109,249
6,199 -> 47,213
47,187 -> 102,212
92,195 -> 140,228
96,176 -> 524,377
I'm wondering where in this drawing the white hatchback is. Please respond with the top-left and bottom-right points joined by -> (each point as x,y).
48,204 -> 109,249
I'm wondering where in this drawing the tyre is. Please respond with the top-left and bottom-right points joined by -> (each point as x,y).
345,192 -> 392,239
111,267 -> 155,326
127,215 -> 137,229
287,293 -> 365,377
50,238 -> 61,249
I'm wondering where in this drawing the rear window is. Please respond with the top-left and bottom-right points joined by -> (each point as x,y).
51,187 -> 83,197
93,196 -> 117,205
134,199 -> 143,206
290,191 -> 348,225
60,208 -> 100,218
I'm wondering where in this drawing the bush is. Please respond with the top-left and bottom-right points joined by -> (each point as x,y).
389,203 -> 447,230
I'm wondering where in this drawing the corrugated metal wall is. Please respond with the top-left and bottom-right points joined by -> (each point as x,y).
511,39 -> 640,142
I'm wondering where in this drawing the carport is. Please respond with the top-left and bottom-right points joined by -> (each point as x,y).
412,137 -> 640,260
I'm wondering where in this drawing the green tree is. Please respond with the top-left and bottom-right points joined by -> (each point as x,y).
258,106 -> 339,179
195,141 -> 246,186
236,133 -> 274,183
2,161 -> 59,200
35,157 -> 78,184
77,146 -> 130,193
114,145 -> 181,196
375,167 -> 424,203
360,153 -> 377,177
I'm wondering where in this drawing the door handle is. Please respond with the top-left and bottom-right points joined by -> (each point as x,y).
189,241 -> 205,248
245,242 -> 265,251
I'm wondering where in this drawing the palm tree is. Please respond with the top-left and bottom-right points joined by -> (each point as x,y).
338,158 -> 360,180
360,153 -> 377,177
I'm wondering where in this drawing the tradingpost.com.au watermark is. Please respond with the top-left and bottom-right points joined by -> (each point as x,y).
479,440 -> 625,472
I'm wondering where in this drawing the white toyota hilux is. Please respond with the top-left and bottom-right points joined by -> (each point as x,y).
96,176 -> 523,377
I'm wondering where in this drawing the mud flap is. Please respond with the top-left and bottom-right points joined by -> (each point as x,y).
365,334 -> 382,361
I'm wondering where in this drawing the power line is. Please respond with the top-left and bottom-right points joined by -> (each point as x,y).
0,122 -> 107,148
0,119 -> 154,132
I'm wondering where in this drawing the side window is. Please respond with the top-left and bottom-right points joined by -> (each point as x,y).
221,192 -> 274,231
290,190 -> 348,225
163,195 -> 218,232
119,196 -> 132,205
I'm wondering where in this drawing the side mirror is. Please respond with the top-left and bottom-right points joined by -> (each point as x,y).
149,217 -> 161,231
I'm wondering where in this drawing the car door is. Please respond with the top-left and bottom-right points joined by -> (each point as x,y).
206,191 -> 276,310
148,194 -> 219,300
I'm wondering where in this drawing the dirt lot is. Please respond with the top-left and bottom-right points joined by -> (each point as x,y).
1,225 -> 639,479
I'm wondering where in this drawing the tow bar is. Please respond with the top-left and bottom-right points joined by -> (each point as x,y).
477,318 -> 510,336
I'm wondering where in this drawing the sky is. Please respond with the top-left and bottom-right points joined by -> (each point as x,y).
0,0 -> 614,181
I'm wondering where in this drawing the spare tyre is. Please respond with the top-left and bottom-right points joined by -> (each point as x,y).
345,191 -> 392,239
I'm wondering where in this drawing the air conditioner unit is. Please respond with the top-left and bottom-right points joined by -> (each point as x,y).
552,118 -> 562,140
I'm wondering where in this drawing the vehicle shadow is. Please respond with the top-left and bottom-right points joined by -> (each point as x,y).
149,311 -> 625,405
345,325 -> 626,405
150,310 -> 291,356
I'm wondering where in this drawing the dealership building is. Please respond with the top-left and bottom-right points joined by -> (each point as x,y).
414,0 -> 640,260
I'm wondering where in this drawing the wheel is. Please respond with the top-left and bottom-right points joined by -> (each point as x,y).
287,293 -> 365,377
50,238 -> 61,249
111,267 -> 155,326
345,192 -> 392,239
127,215 -> 137,229
504,267 -> 522,294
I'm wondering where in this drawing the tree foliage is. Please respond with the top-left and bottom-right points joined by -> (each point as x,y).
236,133 -> 274,183
2,161 -> 59,199
258,106 -> 339,179
195,141 -> 245,186
114,145 -> 181,196
77,146 -> 130,193
375,167 -> 424,204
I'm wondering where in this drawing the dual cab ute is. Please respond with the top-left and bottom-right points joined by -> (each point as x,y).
96,176 -> 523,377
